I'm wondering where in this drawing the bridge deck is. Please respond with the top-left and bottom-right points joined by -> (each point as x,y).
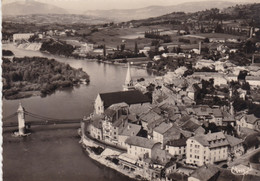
3,119 -> 83,128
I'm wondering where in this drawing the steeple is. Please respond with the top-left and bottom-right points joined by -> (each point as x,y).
123,62 -> 135,91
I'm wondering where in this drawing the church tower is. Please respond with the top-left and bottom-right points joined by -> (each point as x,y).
123,62 -> 135,91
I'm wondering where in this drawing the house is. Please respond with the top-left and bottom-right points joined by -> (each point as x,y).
191,72 -> 227,86
153,122 -> 172,146
153,55 -> 161,61
139,110 -> 162,131
13,33 -> 34,42
193,106 -> 213,121
188,164 -> 220,181
225,134 -> 244,158
210,109 -> 223,126
245,76 -> 260,87
186,132 -> 229,166
125,136 -> 161,160
181,120 -> 205,135
153,122 -> 191,149
195,59 -> 215,69
94,90 -> 151,114
101,104 -> 129,144
237,114 -> 260,131
88,114 -> 103,140
186,84 -> 200,101
118,123 -> 141,148
165,138 -> 187,156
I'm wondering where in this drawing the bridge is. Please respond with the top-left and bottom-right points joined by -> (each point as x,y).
3,103 -> 85,136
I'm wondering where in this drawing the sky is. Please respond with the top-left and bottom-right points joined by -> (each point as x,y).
2,0 -> 260,11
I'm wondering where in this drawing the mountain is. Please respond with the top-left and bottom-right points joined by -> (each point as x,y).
84,1 -> 236,22
2,1 -> 68,16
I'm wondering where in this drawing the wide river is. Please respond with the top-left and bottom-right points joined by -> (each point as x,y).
2,44 -> 154,181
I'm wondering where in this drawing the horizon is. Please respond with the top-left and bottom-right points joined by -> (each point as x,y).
2,0 -> 260,11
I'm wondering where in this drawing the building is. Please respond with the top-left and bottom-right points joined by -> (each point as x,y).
101,104 -> 129,144
153,122 -> 191,149
165,138 -> 187,156
188,164 -> 220,181
13,33 -> 34,42
186,132 -> 229,166
88,115 -> 103,140
123,63 -> 135,91
191,72 -> 227,86
225,134 -> 244,158
186,84 -> 200,101
153,122 -> 173,145
237,114 -> 260,131
125,136 -> 161,160
118,123 -> 141,148
94,90 -> 151,115
94,64 -> 151,114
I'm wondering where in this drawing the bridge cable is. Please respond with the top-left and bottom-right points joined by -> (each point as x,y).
2,112 -> 18,121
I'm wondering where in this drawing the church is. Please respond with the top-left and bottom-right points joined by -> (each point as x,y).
94,63 -> 151,115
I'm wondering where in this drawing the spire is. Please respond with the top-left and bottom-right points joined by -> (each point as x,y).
123,62 -> 135,91
125,62 -> 132,85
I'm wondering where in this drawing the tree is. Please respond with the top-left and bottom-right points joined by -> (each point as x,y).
120,44 -> 125,52
244,40 -> 256,54
241,82 -> 250,91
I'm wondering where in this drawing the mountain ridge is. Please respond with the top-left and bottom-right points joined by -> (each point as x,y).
2,1 -> 68,15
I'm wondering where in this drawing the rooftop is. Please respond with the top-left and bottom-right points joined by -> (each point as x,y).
181,120 -> 201,132
99,90 -> 151,109
154,122 -> 172,134
225,134 -> 243,147
191,132 -> 229,148
244,114 -> 260,124
119,123 -> 141,137
125,136 -> 160,149
166,138 -> 187,147
190,164 -> 220,181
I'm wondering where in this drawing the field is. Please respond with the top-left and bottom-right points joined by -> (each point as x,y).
196,33 -> 247,40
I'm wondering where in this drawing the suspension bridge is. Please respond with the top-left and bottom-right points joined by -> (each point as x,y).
3,103 -> 85,135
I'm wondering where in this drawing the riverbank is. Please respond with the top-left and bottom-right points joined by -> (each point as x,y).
2,56 -> 90,100
79,133 -> 140,181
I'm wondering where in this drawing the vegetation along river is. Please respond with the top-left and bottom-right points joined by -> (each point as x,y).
2,44 -> 154,181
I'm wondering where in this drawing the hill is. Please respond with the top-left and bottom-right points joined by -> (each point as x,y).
2,1 -> 68,16
84,1 -> 236,22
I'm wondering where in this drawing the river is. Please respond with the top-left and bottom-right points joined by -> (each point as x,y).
2,44 -> 154,181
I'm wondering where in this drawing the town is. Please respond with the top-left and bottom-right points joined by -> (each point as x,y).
2,1 -> 260,181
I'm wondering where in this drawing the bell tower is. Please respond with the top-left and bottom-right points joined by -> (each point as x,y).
123,62 -> 135,91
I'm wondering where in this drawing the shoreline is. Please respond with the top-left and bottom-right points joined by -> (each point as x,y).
79,134 -> 139,181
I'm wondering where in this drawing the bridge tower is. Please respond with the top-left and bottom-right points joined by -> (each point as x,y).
17,102 -> 25,135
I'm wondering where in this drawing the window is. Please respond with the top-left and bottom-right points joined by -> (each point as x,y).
190,154 -> 192,158
190,149 -> 192,152
190,144 -> 193,147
